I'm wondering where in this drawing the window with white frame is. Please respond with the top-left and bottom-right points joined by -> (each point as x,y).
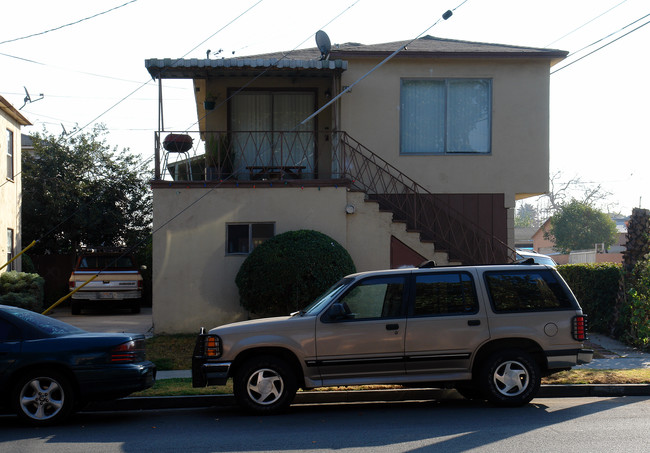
226,223 -> 274,254
6,229 -> 14,271
400,79 -> 491,155
6,129 -> 14,179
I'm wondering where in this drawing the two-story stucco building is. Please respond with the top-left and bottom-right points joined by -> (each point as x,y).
0,96 -> 31,273
145,36 -> 566,333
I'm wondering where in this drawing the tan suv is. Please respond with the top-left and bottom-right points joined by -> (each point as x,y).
192,263 -> 592,413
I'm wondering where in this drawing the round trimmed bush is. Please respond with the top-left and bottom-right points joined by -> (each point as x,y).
235,230 -> 356,317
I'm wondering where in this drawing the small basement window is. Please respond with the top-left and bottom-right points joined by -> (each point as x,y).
227,223 -> 274,254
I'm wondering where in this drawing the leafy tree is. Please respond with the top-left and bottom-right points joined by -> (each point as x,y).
544,200 -> 618,254
22,125 -> 152,254
514,203 -> 540,228
236,230 -> 356,317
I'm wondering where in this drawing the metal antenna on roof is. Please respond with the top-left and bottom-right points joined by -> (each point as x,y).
20,86 -> 44,110
315,30 -> 331,60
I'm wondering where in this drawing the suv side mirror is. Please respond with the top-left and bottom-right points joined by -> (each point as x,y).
325,303 -> 350,322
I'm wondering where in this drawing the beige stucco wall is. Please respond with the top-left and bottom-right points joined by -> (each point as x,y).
154,186 -> 340,332
339,57 -> 550,201
0,115 -> 22,272
152,185 -> 446,333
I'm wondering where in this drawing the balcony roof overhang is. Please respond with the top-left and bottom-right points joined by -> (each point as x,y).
145,58 -> 347,80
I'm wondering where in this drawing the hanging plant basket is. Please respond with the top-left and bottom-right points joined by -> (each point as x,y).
163,134 -> 193,153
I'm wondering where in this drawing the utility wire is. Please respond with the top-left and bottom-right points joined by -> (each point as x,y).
69,0 -> 265,139
552,14 -> 650,74
183,0 -> 363,131
301,0 -> 469,126
545,0 -> 630,47
0,0 -> 139,46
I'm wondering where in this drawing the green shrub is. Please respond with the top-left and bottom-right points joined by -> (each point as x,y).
621,259 -> 650,348
22,254 -> 36,274
0,271 -> 45,312
557,263 -> 621,333
236,230 -> 356,317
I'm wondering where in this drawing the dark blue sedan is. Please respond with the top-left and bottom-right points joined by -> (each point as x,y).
0,304 -> 156,425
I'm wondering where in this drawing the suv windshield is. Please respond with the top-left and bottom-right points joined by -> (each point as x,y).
302,278 -> 353,315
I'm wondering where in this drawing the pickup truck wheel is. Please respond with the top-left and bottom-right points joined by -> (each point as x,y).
71,302 -> 81,315
12,370 -> 75,425
130,300 -> 141,314
479,349 -> 540,407
234,356 -> 297,414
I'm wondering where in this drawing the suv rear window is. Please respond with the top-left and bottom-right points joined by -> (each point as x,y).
78,255 -> 134,270
484,270 -> 573,312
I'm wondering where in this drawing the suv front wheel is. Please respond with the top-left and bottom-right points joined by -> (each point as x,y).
233,356 -> 297,414
479,349 -> 540,406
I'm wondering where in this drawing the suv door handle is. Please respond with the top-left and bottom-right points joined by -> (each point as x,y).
467,320 -> 481,326
386,323 -> 399,331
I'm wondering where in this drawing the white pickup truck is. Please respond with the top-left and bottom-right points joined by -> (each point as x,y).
68,248 -> 144,314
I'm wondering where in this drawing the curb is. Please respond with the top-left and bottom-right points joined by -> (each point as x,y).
83,385 -> 650,413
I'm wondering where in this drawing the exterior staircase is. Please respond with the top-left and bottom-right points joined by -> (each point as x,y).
333,132 -> 513,265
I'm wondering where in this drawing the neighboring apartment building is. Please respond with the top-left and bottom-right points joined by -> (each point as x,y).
145,36 -> 566,332
0,96 -> 31,273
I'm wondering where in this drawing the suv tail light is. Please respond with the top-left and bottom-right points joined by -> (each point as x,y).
572,315 -> 588,341
110,339 -> 146,363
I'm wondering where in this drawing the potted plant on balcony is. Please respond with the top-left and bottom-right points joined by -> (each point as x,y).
205,133 -> 232,180
203,92 -> 218,111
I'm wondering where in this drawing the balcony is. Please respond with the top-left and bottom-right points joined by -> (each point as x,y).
155,130 -> 342,184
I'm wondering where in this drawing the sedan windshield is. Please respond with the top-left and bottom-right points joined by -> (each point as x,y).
6,307 -> 85,336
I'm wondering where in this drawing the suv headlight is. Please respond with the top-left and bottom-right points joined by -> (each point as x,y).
194,332 -> 222,360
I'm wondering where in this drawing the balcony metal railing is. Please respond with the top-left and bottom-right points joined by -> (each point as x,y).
155,130 -> 321,182
154,130 -> 514,264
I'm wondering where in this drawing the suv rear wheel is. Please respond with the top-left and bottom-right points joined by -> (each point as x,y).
233,356 -> 297,415
479,349 -> 540,406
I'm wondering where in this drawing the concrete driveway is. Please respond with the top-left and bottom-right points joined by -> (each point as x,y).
48,305 -> 154,337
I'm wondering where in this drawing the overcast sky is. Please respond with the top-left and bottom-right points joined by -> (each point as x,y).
2,0 -> 648,215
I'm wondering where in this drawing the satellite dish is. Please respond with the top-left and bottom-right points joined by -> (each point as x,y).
315,30 -> 331,61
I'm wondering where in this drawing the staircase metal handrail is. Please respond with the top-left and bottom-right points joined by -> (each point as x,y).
333,132 -> 515,264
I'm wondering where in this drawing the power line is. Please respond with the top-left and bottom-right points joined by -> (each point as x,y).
68,0 -> 266,138
183,0 -> 363,131
545,0 -> 630,47
552,14 -> 650,74
0,0 -> 139,46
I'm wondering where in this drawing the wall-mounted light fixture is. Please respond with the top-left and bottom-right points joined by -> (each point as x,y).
345,204 -> 355,214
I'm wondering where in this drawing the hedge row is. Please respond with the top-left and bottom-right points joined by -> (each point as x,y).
557,263 -> 622,334
0,271 -> 45,312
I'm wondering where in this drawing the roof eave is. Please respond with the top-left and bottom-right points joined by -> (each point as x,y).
0,95 -> 31,126
145,58 -> 347,80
